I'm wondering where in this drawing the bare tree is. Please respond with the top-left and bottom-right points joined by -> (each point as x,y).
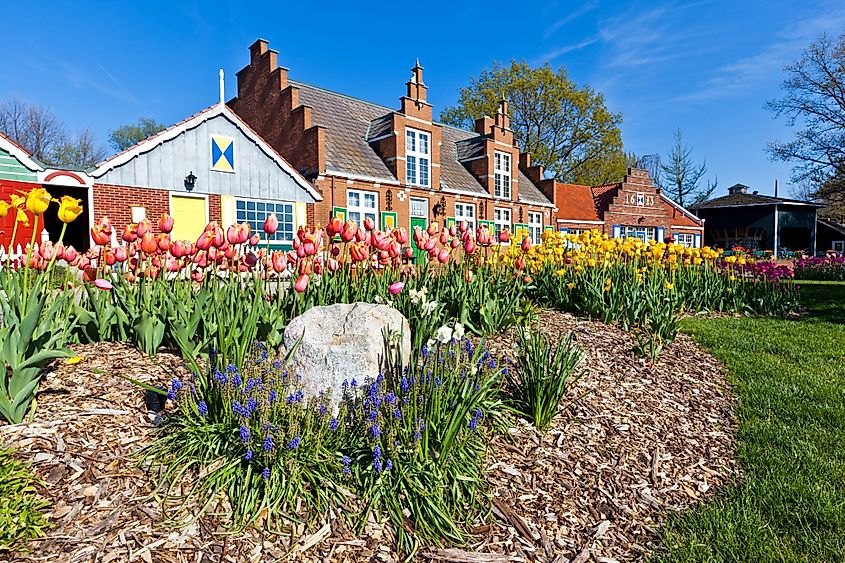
52,128 -> 107,169
0,97 -> 30,146
767,33 -> 845,202
660,129 -> 715,207
0,97 -> 65,163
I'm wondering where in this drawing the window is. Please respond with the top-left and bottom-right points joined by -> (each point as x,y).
130,206 -> 146,223
527,212 -> 543,245
410,197 -> 428,218
236,199 -> 294,242
405,128 -> 430,187
347,189 -> 378,226
675,233 -> 696,247
454,203 -> 476,231
494,151 -> 511,199
494,207 -> 511,239
622,225 -> 656,242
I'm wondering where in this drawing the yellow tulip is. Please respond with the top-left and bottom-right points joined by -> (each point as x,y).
16,208 -> 29,226
24,188 -> 52,215
9,194 -> 25,208
57,195 -> 84,223
0,201 -> 10,218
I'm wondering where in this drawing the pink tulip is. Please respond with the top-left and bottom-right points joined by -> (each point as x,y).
93,278 -> 113,291
427,224 -> 437,236
158,214 -> 174,234
464,238 -> 476,254
394,227 -> 409,245
157,234 -> 172,252
341,221 -> 357,242
195,231 -> 213,251
105,252 -> 117,266
363,217 -> 375,231
191,270 -> 204,283
499,230 -> 511,243
249,233 -> 261,246
459,221 -> 468,234
294,274 -> 309,292
450,238 -> 460,249
136,219 -> 151,238
271,252 -> 287,273
403,247 -> 414,259
122,224 -> 138,243
211,225 -> 225,248
63,246 -> 79,264
437,249 -> 449,264
263,213 -> 279,235
326,217 -> 343,237
388,281 -> 405,295
521,237 -> 532,252
38,241 -> 54,261
114,246 -> 128,262
449,225 -> 457,237
327,258 -> 340,272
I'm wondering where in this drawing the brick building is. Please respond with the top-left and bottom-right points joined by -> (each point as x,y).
228,40 -> 556,245
528,167 -> 705,247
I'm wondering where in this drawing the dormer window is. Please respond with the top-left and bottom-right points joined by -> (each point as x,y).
406,128 -> 430,187
494,151 -> 511,199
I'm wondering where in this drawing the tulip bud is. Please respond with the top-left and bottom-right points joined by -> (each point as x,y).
437,248 -> 449,264
450,238 -> 460,249
464,270 -> 474,283
158,214 -> 174,234
459,221 -> 468,234
515,257 -> 526,271
136,219 -> 151,238
63,245 -> 79,264
363,217 -> 375,231
140,232 -> 158,254
521,237 -> 532,253
403,247 -> 414,259
249,233 -> 261,246
464,238 -> 476,254
263,213 -> 279,235
449,225 -> 457,237
499,229 -> 511,243
388,281 -> 405,295
294,274 -> 309,292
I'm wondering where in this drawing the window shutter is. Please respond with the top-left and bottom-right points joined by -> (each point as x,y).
694,233 -> 702,248
656,227 -> 665,242
612,224 -> 621,239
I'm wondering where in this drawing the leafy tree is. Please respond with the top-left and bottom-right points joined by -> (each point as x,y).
440,60 -> 625,185
660,129 -> 716,207
767,33 -> 845,202
108,118 -> 167,151
52,129 -> 107,169
0,97 -> 65,162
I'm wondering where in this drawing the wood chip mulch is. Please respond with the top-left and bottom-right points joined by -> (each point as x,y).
0,310 -> 738,562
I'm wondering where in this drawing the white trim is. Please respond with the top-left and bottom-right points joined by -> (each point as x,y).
327,169 -> 400,186
557,218 -> 604,225
0,133 -> 43,172
234,196 -> 297,243
441,186 -> 491,199
91,104 -> 322,201
517,196 -> 555,208
660,193 -> 704,225
403,114 -> 433,126
671,225 -> 704,231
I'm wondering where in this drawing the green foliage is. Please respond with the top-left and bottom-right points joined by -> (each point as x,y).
0,274 -> 73,423
144,334 -> 504,558
653,281 -> 845,562
504,327 -> 584,431
108,117 -> 167,151
439,60 -> 625,185
0,448 -> 50,552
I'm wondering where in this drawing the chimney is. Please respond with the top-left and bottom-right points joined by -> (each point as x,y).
728,184 -> 748,195
474,115 -> 495,136
405,59 -> 427,104
494,96 -> 510,130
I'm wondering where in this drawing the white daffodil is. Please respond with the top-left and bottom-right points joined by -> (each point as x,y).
453,322 -> 465,340
435,324 -> 453,344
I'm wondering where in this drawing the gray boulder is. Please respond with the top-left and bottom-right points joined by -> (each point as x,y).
282,302 -> 411,409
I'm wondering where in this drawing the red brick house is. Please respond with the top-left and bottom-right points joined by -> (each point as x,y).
528,167 -> 705,247
228,40 -> 556,244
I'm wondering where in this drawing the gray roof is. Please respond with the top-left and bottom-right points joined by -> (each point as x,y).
692,192 -> 824,209
290,80 -> 552,204
455,136 -> 485,161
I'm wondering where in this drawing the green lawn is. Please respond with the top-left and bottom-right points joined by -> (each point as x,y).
653,281 -> 845,562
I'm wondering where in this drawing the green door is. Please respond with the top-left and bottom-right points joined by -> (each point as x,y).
410,216 -> 428,264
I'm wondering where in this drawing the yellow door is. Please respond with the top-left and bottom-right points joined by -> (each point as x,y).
170,196 -> 207,242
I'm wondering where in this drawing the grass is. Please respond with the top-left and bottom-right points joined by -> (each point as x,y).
653,281 -> 845,562
0,447 -> 50,552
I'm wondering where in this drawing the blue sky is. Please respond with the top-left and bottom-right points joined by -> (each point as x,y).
3,0 -> 844,197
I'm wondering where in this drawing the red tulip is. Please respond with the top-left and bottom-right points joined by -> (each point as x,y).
91,225 -> 111,246
105,251 -> 117,266
313,261 -> 323,275
263,213 -> 279,235
136,219 -> 151,238
140,232 -> 158,254
521,237 -> 532,252
403,247 -> 414,259
515,257 -> 526,271
450,238 -> 460,249
394,227 -> 409,245
363,217 -> 375,232
244,252 -> 258,268
499,229 -> 511,243
388,281 -> 405,295
464,238 -> 476,254
122,224 -> 138,243
294,274 -> 309,292
157,234 -> 172,252
459,221 -> 468,234
158,214 -> 174,234
448,225 -> 457,237
326,217 -> 343,237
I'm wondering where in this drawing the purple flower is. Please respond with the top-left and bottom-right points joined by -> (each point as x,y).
330,418 -> 339,431
370,423 -> 381,439
373,445 -> 381,459
393,408 -> 402,420
239,425 -> 251,443
287,436 -> 300,450
244,449 -> 253,461
197,401 -> 208,417
385,459 -> 393,471
261,467 -> 270,480
342,455 -> 351,476
373,458 -> 383,472
263,436 -> 274,452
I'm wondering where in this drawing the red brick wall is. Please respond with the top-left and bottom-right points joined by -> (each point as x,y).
208,194 -> 222,226
92,184 -> 170,231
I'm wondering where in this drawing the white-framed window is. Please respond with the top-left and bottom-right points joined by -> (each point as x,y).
527,212 -> 543,245
832,240 -> 844,254
622,225 -> 656,242
347,189 -> 378,226
674,233 -> 696,247
410,197 -> 428,219
454,202 -> 476,231
130,206 -> 147,223
236,199 -> 295,242
494,151 -> 511,199
405,128 -> 430,187
494,207 -> 511,239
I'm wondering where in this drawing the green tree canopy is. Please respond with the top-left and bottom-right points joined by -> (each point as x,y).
440,60 -> 625,186
108,118 -> 167,151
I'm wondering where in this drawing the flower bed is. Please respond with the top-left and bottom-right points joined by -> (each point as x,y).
794,255 -> 845,281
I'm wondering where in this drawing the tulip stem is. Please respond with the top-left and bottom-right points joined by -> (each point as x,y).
22,214 -> 40,303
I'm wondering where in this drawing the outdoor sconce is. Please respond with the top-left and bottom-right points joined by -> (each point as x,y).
432,203 -> 444,218
185,171 -> 197,191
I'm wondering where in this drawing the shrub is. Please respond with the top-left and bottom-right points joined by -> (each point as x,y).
504,326 -> 584,431
144,327 -> 504,557
0,448 -> 49,552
